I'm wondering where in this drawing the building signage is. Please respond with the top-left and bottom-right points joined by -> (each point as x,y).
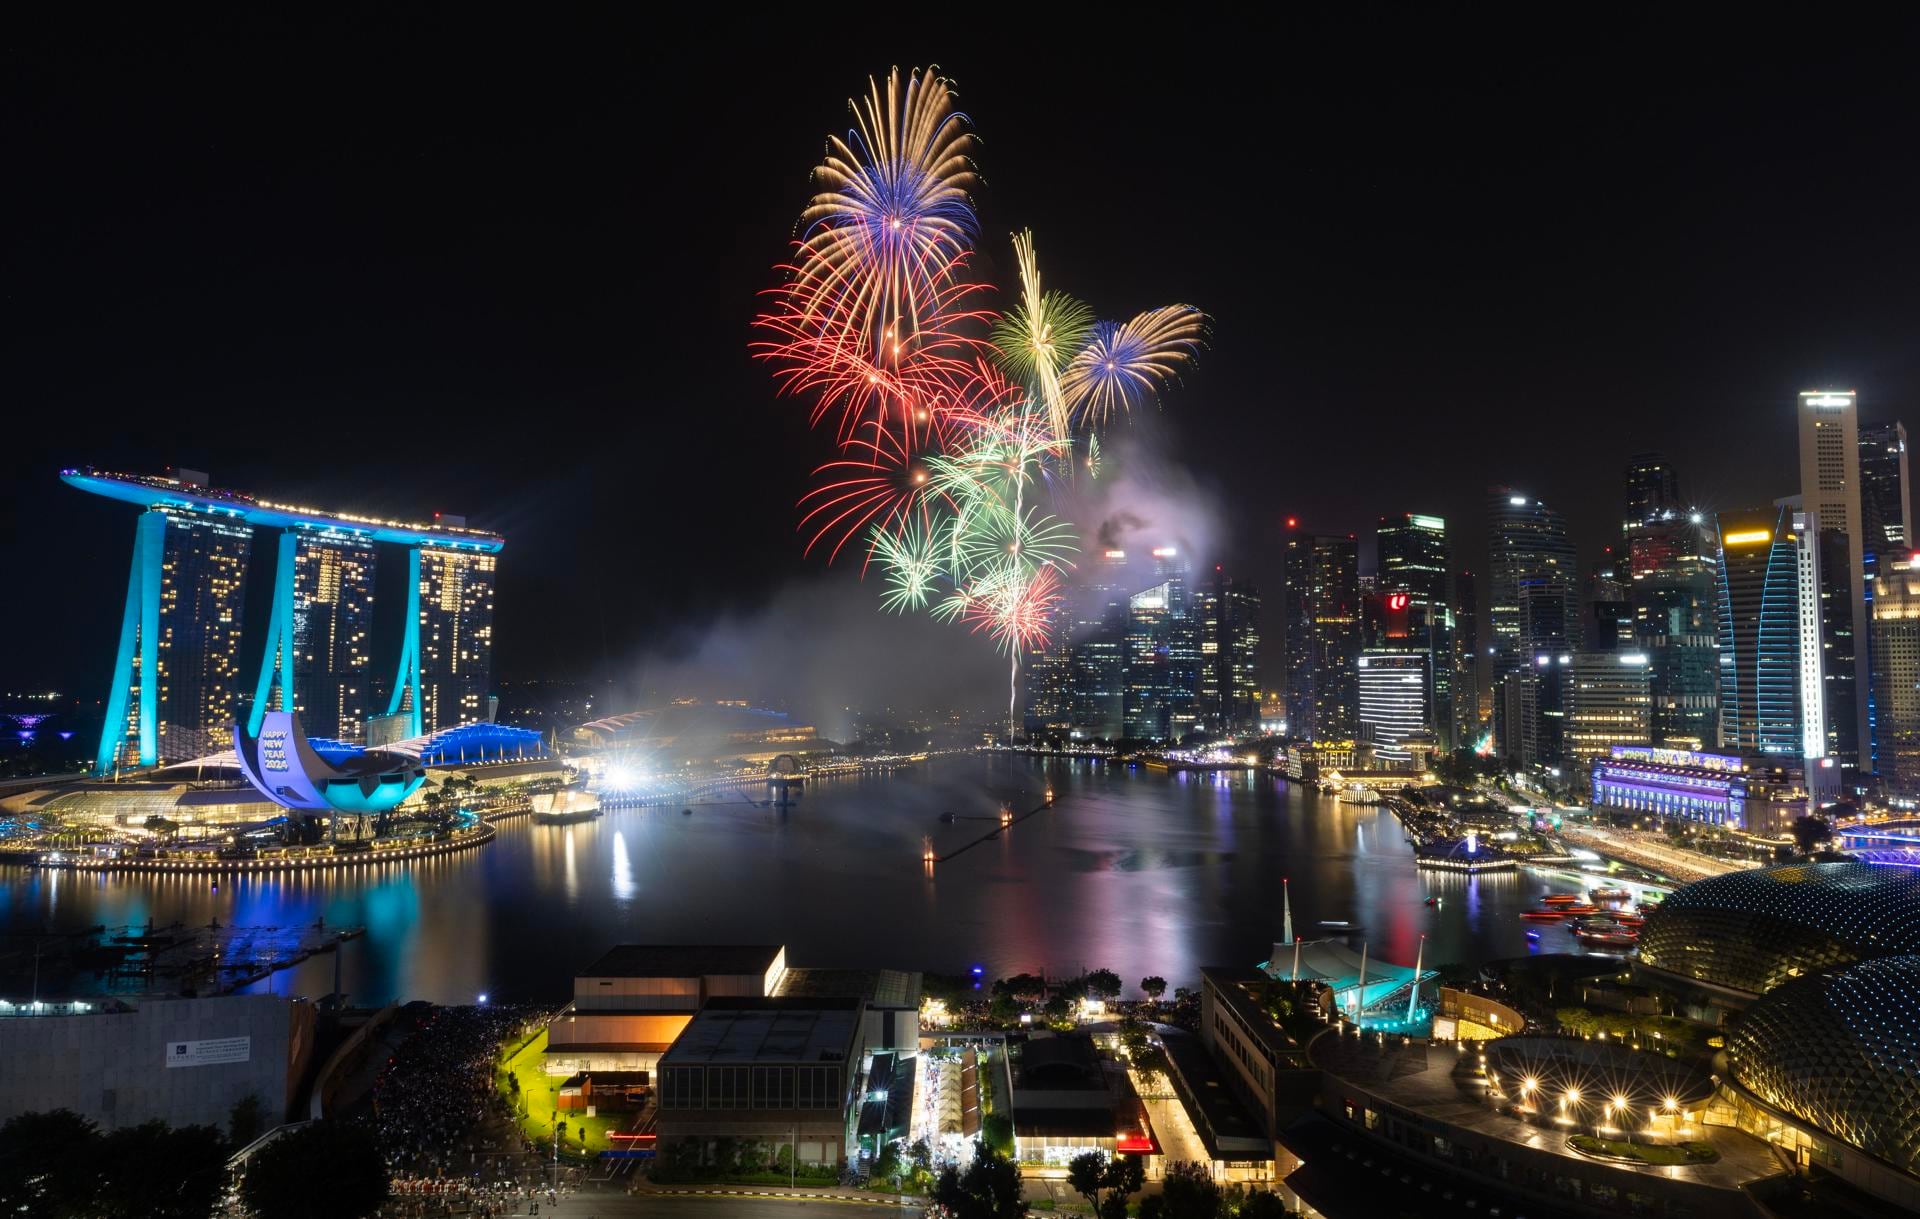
164,1036 -> 251,1069
261,730 -> 289,773
1609,744 -> 1744,773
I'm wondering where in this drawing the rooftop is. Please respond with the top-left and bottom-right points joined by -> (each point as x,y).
62,467 -> 503,551
580,945 -> 784,980
658,997 -> 861,1066
774,967 -> 921,1008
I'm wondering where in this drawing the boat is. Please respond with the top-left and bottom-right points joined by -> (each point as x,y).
1319,920 -> 1356,928
1556,904 -> 1601,916
1614,915 -> 1646,927
1591,887 -> 1632,903
1525,930 -> 1542,941
1540,894 -> 1583,905
1521,910 -> 1564,921
1575,929 -> 1639,949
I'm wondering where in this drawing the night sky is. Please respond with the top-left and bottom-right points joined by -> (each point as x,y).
6,14 -> 1919,703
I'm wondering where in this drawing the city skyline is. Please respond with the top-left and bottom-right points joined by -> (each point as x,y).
8,17 -> 1920,702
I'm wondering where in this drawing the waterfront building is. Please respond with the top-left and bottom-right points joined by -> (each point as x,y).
1066,549 -> 1131,740
1870,555 -> 1920,794
1796,390 -> 1873,771
1377,513 -> 1452,751
66,467 -> 505,772
1356,648 -> 1429,766
1563,650 -> 1652,770
1282,529 -> 1359,741
1716,507 -> 1801,756
1124,582 -> 1174,739
414,544 -> 497,733
1196,566 -> 1261,736
1588,744 -> 1801,835
291,530 -> 377,741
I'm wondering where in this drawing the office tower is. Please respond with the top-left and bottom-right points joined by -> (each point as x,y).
1068,550 -> 1130,739
290,530 -> 377,741
1624,452 -> 1682,526
1487,489 -> 1578,764
1357,648 -> 1430,766
416,546 -> 498,732
1123,582 -> 1173,739
1452,569 -> 1482,749
1153,548 -> 1200,740
1635,554 -> 1719,749
1717,508 -> 1801,755
1565,651 -> 1652,771
1487,489 -> 1579,658
1196,567 -> 1261,735
1789,512 -> 1861,772
1859,421 -> 1911,562
1796,389 -> 1872,770
1377,513 -> 1453,751
1282,530 -> 1359,741
1022,632 -> 1073,737
1871,555 -> 1920,794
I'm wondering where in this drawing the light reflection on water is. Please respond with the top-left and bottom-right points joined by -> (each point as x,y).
0,758 -> 1577,1004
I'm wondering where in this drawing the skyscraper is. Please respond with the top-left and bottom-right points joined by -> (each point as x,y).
1565,651 -> 1652,770
1357,648 -> 1429,766
1486,489 -> 1579,658
1453,568 -> 1481,749
1635,553 -> 1719,749
1623,452 -> 1682,528
1068,550 -> 1130,739
1716,507 -> 1801,756
1859,420 -> 1911,562
1282,530 -> 1359,741
1196,566 -> 1260,735
415,545 -> 498,733
1870,555 -> 1920,794
1796,389 -> 1872,770
1123,582 -> 1173,739
1377,513 -> 1452,751
1487,489 -> 1578,763
105,508 -> 255,765
291,530 -> 377,741
1154,548 -> 1200,740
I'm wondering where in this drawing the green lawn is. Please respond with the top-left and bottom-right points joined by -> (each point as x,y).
496,1028 -> 625,1159
1569,1134 -> 1718,1165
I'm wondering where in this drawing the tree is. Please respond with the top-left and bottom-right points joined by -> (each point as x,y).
242,1121 -> 388,1219
0,1109 -> 99,1219
1790,814 -> 1833,855
981,1112 -> 1015,1157
993,973 -> 1048,1001
1067,1151 -> 1109,1211
931,1139 -> 1027,1218
1043,994 -> 1072,1026
96,1122 -> 229,1219
1160,1160 -> 1222,1219
1141,976 -> 1168,1003
229,1093 -> 266,1147
1236,1188 -> 1292,1218
1084,969 -> 1123,1002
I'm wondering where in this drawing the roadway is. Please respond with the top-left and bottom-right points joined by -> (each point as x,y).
477,1189 -> 922,1217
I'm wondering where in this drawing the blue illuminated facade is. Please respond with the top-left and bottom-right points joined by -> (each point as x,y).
1590,743 -> 1800,834
1716,507 -> 1801,756
68,469 -> 503,773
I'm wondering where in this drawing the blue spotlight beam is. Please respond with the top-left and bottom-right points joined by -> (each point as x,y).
94,510 -> 167,773
386,546 -> 424,738
248,531 -> 299,737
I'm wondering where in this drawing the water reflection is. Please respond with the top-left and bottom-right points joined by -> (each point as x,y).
0,758 -> 1568,1005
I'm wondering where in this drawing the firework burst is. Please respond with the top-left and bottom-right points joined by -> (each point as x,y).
1061,305 -> 1207,426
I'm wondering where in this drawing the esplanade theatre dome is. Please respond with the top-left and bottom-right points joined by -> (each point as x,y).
1728,955 -> 1920,1178
1637,861 -> 1920,996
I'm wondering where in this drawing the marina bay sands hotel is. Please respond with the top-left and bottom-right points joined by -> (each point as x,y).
65,468 -> 504,773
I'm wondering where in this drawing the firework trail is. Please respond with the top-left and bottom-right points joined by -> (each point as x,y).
755,66 -> 1207,740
